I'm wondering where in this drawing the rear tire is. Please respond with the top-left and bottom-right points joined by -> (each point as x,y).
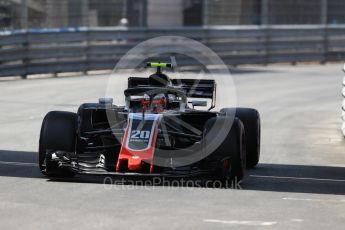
221,108 -> 260,168
39,111 -> 77,177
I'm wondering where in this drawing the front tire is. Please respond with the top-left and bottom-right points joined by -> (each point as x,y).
39,111 -> 77,177
204,117 -> 246,185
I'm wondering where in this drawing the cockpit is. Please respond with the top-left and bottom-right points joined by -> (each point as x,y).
124,87 -> 187,113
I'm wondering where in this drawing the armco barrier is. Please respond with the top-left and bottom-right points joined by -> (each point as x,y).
1,25 -> 345,78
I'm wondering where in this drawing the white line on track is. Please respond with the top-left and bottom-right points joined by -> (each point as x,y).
283,197 -> 345,203
0,161 -> 37,167
290,219 -> 304,222
203,219 -> 277,226
250,174 -> 345,182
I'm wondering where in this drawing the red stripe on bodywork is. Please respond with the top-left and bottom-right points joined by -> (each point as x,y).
116,113 -> 161,173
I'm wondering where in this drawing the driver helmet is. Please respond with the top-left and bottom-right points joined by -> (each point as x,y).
151,94 -> 166,113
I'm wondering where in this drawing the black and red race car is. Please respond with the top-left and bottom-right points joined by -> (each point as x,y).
39,62 -> 260,183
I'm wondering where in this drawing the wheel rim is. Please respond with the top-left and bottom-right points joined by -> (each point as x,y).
221,158 -> 231,180
242,131 -> 246,170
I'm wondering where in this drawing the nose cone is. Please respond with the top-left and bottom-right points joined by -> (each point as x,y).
128,156 -> 143,171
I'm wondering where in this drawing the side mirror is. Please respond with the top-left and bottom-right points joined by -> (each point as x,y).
191,100 -> 207,108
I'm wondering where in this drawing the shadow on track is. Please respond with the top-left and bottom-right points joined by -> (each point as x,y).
0,150 -> 42,178
2,150 -> 345,195
244,163 -> 345,195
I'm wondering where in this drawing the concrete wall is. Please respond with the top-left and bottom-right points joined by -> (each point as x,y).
206,0 -> 259,25
147,0 -> 183,27
268,0 -> 321,24
45,0 -> 68,28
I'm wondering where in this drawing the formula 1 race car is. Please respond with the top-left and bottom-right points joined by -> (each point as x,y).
39,62 -> 260,183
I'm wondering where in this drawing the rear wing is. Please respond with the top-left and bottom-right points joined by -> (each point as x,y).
128,77 -> 216,110
171,79 -> 215,99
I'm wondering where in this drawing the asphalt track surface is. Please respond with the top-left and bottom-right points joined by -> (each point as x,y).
1,64 -> 345,229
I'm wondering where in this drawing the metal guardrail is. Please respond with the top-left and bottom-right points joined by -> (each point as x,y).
1,25 -> 345,78
341,64 -> 345,137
